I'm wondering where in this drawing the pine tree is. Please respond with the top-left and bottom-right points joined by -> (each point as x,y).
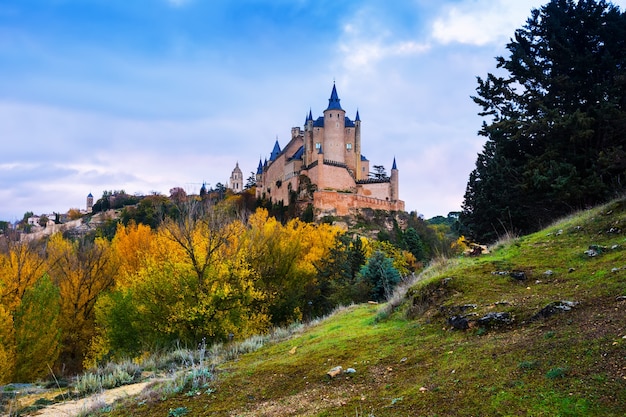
462,0 -> 626,242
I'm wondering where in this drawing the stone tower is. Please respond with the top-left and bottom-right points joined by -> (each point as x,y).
390,158 -> 399,202
229,162 -> 243,192
86,192 -> 93,213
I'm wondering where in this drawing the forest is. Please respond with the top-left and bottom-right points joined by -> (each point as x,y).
0,193 -> 456,383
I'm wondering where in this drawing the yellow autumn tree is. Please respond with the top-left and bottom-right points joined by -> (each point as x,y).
46,234 -> 118,373
0,302 -> 15,384
0,239 -> 47,312
243,209 -> 341,324
91,201 -> 269,361
111,221 -> 156,287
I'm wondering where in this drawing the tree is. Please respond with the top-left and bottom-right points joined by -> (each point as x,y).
358,251 -> 401,302
371,165 -> 389,180
47,234 -> 118,373
402,227 -> 425,262
245,172 -> 257,190
12,274 -> 61,382
461,0 -> 626,242
0,304 -> 15,383
38,215 -> 49,228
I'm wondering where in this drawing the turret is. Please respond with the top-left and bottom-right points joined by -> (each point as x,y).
269,139 -> 281,161
390,157 -> 399,201
323,83 -> 346,163
355,110 -> 362,180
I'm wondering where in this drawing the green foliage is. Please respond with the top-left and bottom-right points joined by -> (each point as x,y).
13,274 -> 61,382
462,0 -> 626,242
358,251 -> 401,302
121,194 -> 177,229
401,227 -> 425,261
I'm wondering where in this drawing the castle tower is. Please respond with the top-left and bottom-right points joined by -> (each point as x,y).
86,193 -> 93,213
354,110 -> 363,180
390,157 -> 399,201
304,110 -> 314,167
229,162 -> 243,192
323,83 -> 346,163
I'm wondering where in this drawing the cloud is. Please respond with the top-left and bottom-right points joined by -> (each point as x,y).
337,6 -> 430,74
431,0 -> 544,46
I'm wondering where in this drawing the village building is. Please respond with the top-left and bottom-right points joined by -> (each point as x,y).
255,84 -> 404,216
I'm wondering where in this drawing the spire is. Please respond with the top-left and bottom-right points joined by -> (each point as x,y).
257,158 -> 263,174
270,139 -> 281,161
308,109 -> 313,121
392,157 -> 397,170
326,82 -> 343,111
355,109 -> 360,122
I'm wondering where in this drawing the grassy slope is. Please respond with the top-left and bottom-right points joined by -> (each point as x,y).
109,199 -> 626,416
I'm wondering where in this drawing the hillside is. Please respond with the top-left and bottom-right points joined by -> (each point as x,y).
16,197 -> 626,416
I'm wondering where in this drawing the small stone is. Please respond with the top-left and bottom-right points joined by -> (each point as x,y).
344,368 -> 356,374
400,357 -> 408,363
544,270 -> 554,276
568,268 -> 576,273
419,386 -> 428,392
327,366 -> 343,378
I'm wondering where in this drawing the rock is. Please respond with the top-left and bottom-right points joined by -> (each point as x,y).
448,315 -> 469,330
327,366 -> 342,378
585,245 -> 608,257
510,271 -> 526,281
616,296 -> 626,302
477,312 -> 512,328
543,270 -> 554,276
531,300 -> 579,321
344,368 -> 356,374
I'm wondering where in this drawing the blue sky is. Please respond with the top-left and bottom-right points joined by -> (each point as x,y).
2,0 -> 624,221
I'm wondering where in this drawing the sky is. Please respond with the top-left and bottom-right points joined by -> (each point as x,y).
2,0 -> 625,222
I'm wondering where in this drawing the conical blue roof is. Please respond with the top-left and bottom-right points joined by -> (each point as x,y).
355,109 -> 360,122
257,158 -> 263,174
392,157 -> 397,170
270,139 -> 281,161
326,83 -> 343,111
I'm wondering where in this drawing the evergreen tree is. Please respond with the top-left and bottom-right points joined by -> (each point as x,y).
358,251 -> 401,302
462,0 -> 626,242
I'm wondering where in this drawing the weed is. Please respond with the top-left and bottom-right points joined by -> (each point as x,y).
168,406 -> 189,416
546,367 -> 568,379
518,360 -> 540,370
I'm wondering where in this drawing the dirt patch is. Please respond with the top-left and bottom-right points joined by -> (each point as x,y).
29,380 -> 157,417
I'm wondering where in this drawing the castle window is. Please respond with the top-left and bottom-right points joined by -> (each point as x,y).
346,143 -> 352,150
315,142 -> 321,149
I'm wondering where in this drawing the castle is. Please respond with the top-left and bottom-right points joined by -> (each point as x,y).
253,84 -> 405,216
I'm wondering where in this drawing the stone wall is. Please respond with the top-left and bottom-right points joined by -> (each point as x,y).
313,190 -> 404,216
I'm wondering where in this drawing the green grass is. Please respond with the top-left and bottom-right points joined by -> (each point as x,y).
70,198 -> 626,416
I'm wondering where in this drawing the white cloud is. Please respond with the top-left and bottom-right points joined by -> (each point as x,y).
337,7 -> 430,74
431,0 -> 545,46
